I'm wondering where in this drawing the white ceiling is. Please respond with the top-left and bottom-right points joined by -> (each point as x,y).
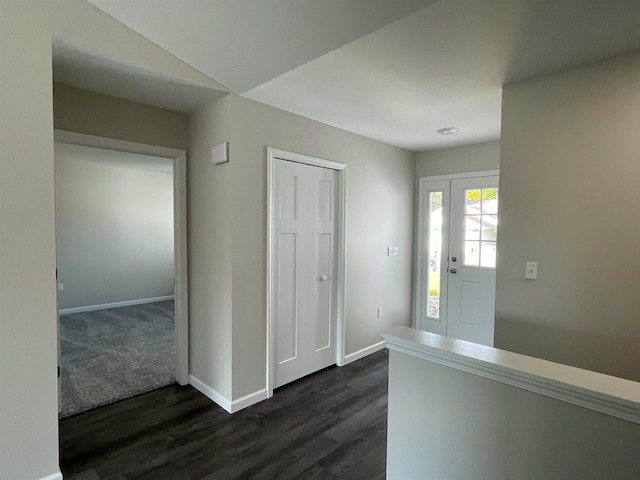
85,0 -> 436,93
77,0 -> 640,152
52,40 -> 228,114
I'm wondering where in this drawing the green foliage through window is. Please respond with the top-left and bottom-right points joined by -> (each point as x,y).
466,188 -> 497,202
430,191 -> 443,211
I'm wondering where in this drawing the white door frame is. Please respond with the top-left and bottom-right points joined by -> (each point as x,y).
54,130 -> 189,385
414,169 -> 499,330
266,147 -> 347,398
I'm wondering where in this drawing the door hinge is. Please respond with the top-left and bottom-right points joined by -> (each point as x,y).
57,366 -> 61,378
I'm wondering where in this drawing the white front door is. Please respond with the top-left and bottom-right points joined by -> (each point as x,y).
272,158 -> 338,388
417,174 -> 499,346
446,176 -> 498,345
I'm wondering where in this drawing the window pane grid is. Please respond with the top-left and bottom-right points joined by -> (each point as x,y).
463,188 -> 498,269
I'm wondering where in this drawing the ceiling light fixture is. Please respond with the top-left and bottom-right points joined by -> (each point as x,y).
436,127 -> 459,136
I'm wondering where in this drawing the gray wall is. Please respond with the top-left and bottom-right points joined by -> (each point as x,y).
415,140 -> 500,177
188,94 -> 415,400
0,1 -> 213,477
387,350 -> 640,479
496,51 -> 640,382
0,5 -> 59,479
188,95 -> 234,399
54,83 -> 189,150
55,143 -> 174,310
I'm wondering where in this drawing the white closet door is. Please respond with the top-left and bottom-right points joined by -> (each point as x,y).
273,159 -> 337,388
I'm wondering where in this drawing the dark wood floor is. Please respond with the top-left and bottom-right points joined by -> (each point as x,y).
59,349 -> 389,480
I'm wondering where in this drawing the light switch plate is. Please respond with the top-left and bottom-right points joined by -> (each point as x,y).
525,261 -> 538,280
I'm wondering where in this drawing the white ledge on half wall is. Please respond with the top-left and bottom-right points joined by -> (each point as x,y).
382,326 -> 640,425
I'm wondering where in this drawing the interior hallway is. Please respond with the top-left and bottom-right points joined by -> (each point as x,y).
59,349 -> 389,479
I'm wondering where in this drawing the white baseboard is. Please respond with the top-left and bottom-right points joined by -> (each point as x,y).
189,375 -> 267,414
189,375 -> 232,413
344,340 -> 386,365
231,388 -> 268,412
59,295 -> 175,315
39,471 -> 63,480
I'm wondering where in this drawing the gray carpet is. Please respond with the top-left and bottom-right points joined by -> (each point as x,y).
59,300 -> 176,418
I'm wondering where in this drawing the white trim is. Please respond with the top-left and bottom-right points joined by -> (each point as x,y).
189,375 -> 267,414
266,151 -> 275,398
268,147 -> 347,171
344,341 -> 386,365
336,166 -> 348,368
59,295 -> 175,315
417,169 -> 500,182
54,130 -> 189,386
414,177 -> 450,332
383,326 -> 640,425
39,472 -> 63,480
266,147 -> 347,398
173,146 -> 189,385
55,130 -> 185,159
231,388 -> 268,412
189,374 -> 232,413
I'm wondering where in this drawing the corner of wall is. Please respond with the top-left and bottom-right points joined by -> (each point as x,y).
186,95 -> 235,399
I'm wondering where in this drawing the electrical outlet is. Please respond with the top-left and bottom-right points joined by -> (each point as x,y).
387,246 -> 399,256
377,307 -> 383,318
57,283 -> 64,292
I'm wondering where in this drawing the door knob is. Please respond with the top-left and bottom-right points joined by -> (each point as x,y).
449,269 -> 457,274
319,275 -> 328,282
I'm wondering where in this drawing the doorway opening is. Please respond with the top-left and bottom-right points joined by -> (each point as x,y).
415,170 -> 499,346
54,131 -> 188,417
